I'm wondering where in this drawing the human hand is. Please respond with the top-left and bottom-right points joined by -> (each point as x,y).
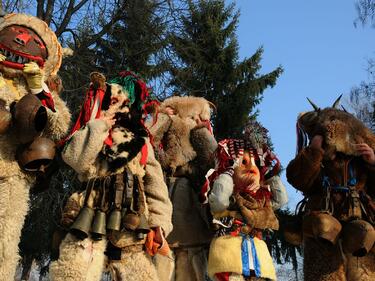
23,62 -> 43,93
310,135 -> 324,150
164,106 -> 175,116
100,111 -> 116,128
354,143 -> 375,165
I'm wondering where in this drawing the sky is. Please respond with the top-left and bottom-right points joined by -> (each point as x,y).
234,0 -> 375,208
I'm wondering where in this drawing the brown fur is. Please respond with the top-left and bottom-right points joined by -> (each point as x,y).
288,111 -> 375,280
299,108 -> 375,157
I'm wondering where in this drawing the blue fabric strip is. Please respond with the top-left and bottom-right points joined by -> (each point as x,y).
251,238 -> 261,277
241,236 -> 250,277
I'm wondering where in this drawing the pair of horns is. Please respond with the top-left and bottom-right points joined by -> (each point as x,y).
307,94 -> 344,111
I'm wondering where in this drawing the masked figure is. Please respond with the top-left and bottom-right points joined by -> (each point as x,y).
147,96 -> 217,281
49,71 -> 172,281
286,96 -> 375,281
203,121 -> 287,281
0,13 -> 71,280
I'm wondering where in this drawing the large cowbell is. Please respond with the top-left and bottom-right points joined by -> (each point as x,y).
91,209 -> 106,241
70,206 -> 95,240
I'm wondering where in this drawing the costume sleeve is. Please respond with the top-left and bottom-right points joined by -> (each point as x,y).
43,91 -> 71,142
208,173 -> 234,213
62,119 -> 110,178
143,139 -> 173,236
265,175 -> 288,210
286,146 -> 324,193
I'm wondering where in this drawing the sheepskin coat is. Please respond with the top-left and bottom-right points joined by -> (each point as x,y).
286,146 -> 375,281
50,116 -> 172,281
148,96 -> 217,281
0,14 -> 71,280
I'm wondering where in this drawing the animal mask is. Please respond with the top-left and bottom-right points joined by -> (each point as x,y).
298,95 -> 375,157
0,13 -> 62,76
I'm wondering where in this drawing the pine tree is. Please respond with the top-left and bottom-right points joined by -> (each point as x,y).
169,0 -> 283,139
95,0 -> 168,81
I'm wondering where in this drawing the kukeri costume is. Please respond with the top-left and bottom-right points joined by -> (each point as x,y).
148,96 -> 217,281
49,72 -> 172,281
0,13 -> 71,280
286,96 -> 375,281
203,122 -> 288,281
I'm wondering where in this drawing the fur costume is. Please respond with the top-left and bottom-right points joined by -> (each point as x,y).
286,97 -> 375,281
0,13 -> 70,280
148,96 -> 217,281
50,72 -> 172,281
204,122 -> 287,281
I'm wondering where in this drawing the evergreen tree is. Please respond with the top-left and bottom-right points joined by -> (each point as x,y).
96,0 -> 169,82
169,0 -> 283,139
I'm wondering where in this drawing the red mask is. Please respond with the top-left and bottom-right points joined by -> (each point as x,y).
0,25 -> 47,70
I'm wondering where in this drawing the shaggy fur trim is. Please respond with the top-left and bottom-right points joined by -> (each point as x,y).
49,234 -> 107,281
0,176 -> 31,280
43,90 -> 71,141
0,13 -> 62,77
160,96 -> 212,122
109,251 -> 160,281
158,114 -> 197,171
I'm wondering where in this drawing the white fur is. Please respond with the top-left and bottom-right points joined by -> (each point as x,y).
49,234 -> 107,281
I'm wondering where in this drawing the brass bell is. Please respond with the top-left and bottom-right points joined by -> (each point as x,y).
91,209 -> 106,241
107,209 -> 122,231
137,214 -> 150,233
70,206 -> 95,240
136,214 -> 150,240
12,93 -> 48,143
122,212 -> 140,231
16,137 -> 56,172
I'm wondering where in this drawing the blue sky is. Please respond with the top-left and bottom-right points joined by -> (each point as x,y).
234,0 -> 375,208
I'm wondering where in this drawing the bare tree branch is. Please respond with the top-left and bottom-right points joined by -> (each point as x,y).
55,0 -> 90,37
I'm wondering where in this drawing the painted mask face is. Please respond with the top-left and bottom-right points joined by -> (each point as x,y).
0,25 -> 47,69
233,150 -> 261,193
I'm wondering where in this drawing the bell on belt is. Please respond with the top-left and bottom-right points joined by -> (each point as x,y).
91,209 -> 106,241
123,212 -> 140,231
107,209 -> 122,231
70,206 -> 94,240
136,214 -> 150,240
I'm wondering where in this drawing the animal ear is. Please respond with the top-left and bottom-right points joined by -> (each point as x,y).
332,94 -> 343,108
306,97 -> 320,111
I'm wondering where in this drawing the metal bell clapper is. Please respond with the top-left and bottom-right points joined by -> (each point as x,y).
136,214 -> 150,240
70,206 -> 95,240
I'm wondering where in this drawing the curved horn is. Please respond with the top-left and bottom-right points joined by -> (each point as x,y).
341,105 -> 348,113
332,94 -> 343,108
306,97 -> 320,111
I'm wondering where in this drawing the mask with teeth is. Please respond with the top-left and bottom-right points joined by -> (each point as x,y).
0,25 -> 47,70
0,13 -> 62,78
